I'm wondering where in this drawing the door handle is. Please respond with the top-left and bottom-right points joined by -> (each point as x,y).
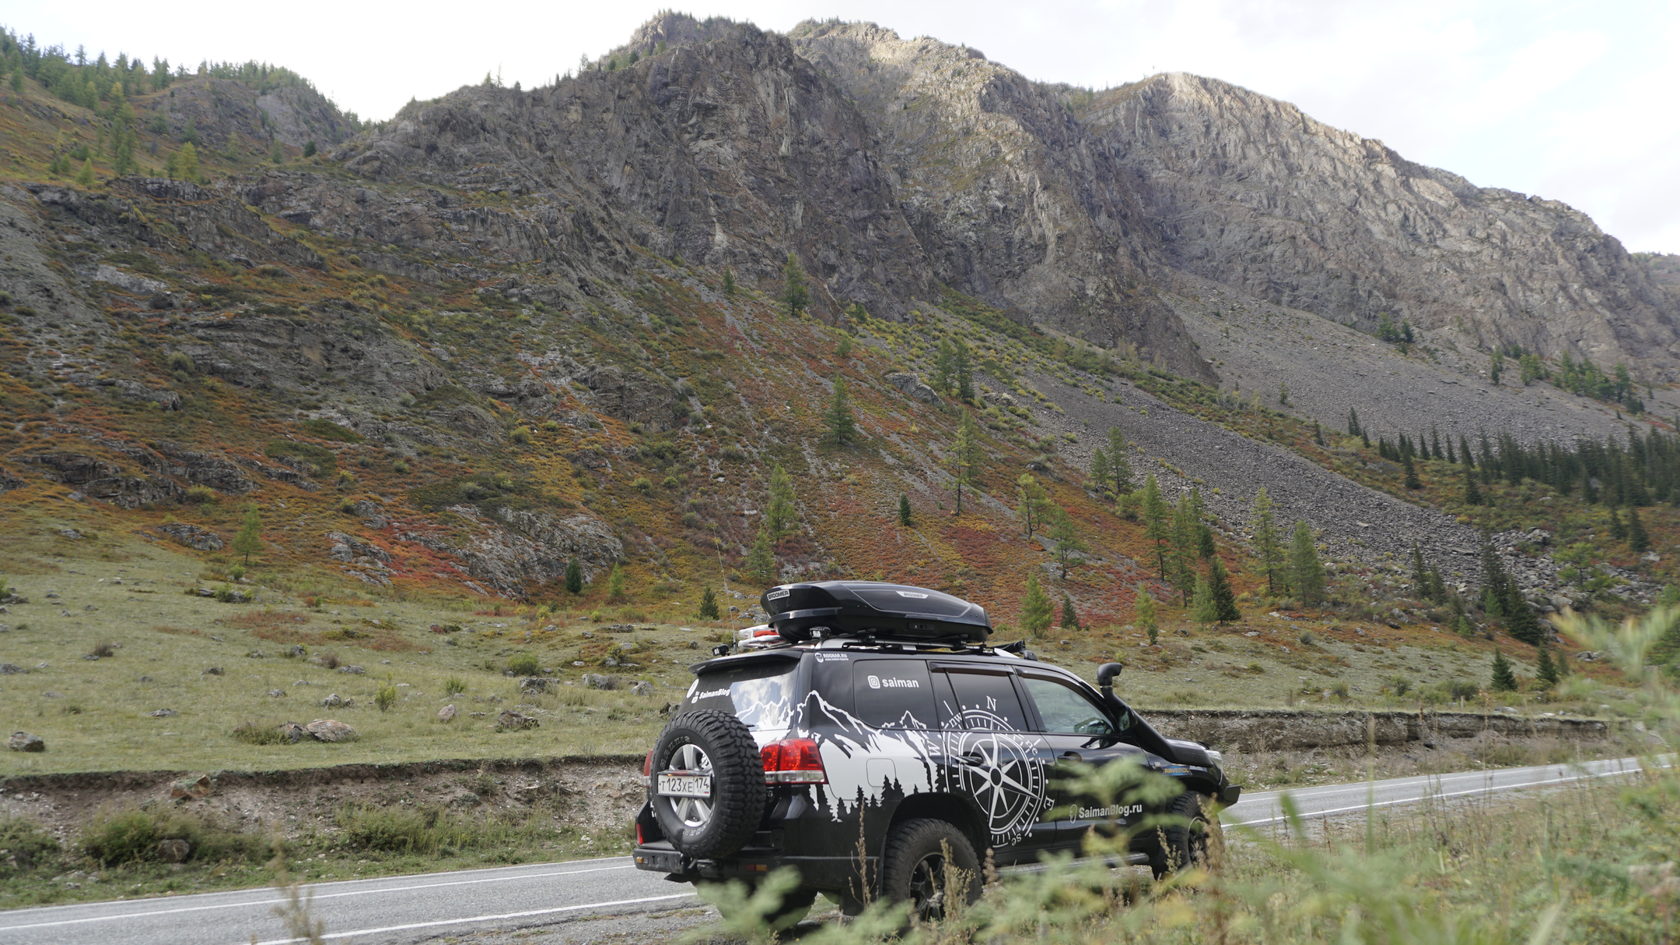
959,753 -> 987,766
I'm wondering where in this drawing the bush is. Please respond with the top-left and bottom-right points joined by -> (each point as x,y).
231,721 -> 288,745
0,817 -> 61,876
183,484 -> 218,504
375,682 -> 398,712
87,641 -> 116,659
443,676 -> 468,696
506,653 -> 541,676
80,807 -> 268,867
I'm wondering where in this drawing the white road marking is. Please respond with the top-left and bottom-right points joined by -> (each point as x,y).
244,892 -> 698,945
0,863 -> 637,931
1229,762 -> 1647,828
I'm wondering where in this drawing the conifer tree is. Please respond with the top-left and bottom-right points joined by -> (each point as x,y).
1252,488 -> 1284,595
1490,650 -> 1518,692
1049,506 -> 1085,578
823,378 -> 856,446
1504,585 -> 1542,645
1608,506 -> 1625,540
1135,588 -> 1158,645
897,493 -> 912,527
1402,450 -> 1422,489
765,464 -> 797,539
1021,573 -> 1053,638
933,340 -> 956,395
1191,574 -> 1217,626
782,252 -> 808,317
1168,498 -> 1199,603
1017,473 -> 1048,539
1347,408 -> 1362,437
698,585 -> 719,620
1627,506 -> 1650,552
745,524 -> 776,586
722,269 -> 736,297
606,562 -> 627,602
950,409 -> 981,513
1464,459 -> 1482,506
1106,428 -> 1132,495
1289,521 -> 1326,606
1536,646 -> 1559,688
74,157 -> 94,187
1089,446 -> 1111,500
1141,475 -> 1169,578
1059,593 -> 1079,630
564,558 -> 583,595
953,339 -> 973,403
1208,556 -> 1239,622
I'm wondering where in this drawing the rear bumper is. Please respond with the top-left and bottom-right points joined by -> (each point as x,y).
632,840 -> 866,892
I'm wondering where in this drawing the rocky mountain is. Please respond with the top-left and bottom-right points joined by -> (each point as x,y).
1086,72 -> 1680,379
0,14 -> 1674,614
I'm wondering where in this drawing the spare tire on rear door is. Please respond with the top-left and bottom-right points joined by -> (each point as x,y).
648,709 -> 766,858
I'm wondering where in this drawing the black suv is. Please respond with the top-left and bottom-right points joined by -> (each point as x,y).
632,581 -> 1240,920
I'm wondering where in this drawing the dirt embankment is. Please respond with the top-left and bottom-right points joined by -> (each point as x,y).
0,711 -> 1615,843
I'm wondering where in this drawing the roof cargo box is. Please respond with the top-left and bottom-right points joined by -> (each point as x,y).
762,581 -> 990,643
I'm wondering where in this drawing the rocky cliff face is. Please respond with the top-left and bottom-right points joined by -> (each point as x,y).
1087,73 -> 1680,379
338,20 -> 936,321
790,22 -> 1207,379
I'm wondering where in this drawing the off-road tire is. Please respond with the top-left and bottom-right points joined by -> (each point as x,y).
1149,791 -> 1215,879
648,710 -> 765,858
881,818 -> 981,922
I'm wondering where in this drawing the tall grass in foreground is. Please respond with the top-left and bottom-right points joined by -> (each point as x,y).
697,608 -> 1680,945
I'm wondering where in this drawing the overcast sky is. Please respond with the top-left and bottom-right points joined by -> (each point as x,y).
8,0 -> 1677,255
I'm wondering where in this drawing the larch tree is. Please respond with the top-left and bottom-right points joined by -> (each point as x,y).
1021,573 -> 1053,638
1017,473 -> 1049,540
950,409 -> 981,513
823,378 -> 857,446
1288,521 -> 1326,606
1252,488 -> 1284,595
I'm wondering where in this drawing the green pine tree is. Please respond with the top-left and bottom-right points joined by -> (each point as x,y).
1135,588 -> 1158,645
1191,574 -> 1217,626
1141,475 -> 1169,578
745,525 -> 776,586
698,585 -> 720,620
1017,473 -> 1048,539
765,464 -> 797,539
823,378 -> 857,446
1021,573 -> 1053,638
1252,488 -> 1284,595
1627,506 -> 1650,552
564,558 -> 583,594
1289,521 -> 1326,606
953,339 -> 973,403
950,409 -> 981,514
606,563 -> 627,603
1049,506 -> 1085,579
1208,556 -> 1240,622
782,252 -> 808,317
74,157 -> 95,187
1105,429 -> 1133,495
1059,593 -> 1079,630
1490,650 -> 1518,692
721,269 -> 736,297
1089,446 -> 1111,500
898,493 -> 913,527
1536,646 -> 1559,688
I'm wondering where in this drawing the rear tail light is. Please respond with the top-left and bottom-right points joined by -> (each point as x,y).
760,737 -> 827,785
635,821 -> 645,845
643,750 -> 654,779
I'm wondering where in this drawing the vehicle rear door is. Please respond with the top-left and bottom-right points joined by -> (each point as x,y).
933,664 -> 1056,862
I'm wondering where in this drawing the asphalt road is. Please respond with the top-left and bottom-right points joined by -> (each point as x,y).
0,756 -> 1650,945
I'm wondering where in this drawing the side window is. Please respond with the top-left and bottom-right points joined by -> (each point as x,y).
852,659 -> 936,730
1019,676 -> 1113,736
942,669 -> 1030,731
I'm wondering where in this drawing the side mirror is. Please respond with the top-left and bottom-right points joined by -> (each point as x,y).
1096,662 -> 1123,697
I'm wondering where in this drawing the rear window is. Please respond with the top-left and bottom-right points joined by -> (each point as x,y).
686,658 -> 798,731
942,669 -> 1030,732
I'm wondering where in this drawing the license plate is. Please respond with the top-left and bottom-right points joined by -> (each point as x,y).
657,773 -> 712,798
